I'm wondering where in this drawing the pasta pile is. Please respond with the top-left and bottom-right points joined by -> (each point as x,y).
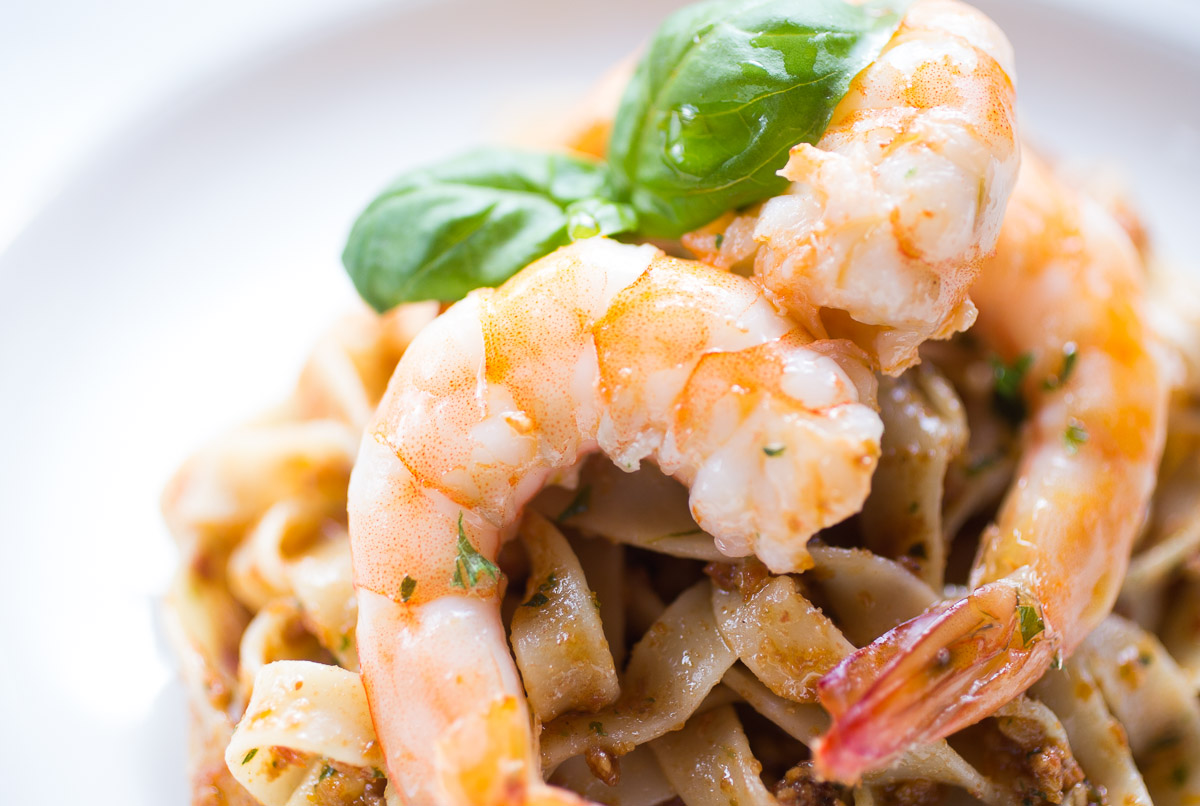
164,269 -> 1200,806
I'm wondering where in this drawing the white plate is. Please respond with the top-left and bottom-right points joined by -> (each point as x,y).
0,0 -> 1196,802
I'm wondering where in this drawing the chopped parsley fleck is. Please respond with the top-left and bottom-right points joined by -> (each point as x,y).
241,748 -> 258,765
714,233 -> 724,248
450,512 -> 500,589
965,454 -> 999,477
339,633 -> 351,652
319,764 -> 336,782
1138,650 -> 1154,667
1064,420 -> 1088,455
1051,651 -> 1063,671
906,166 -> 918,179
373,767 -> 386,780
400,575 -> 417,602
588,721 -> 608,737
1149,733 -> 1182,753
1017,604 -> 1045,646
991,352 -> 1034,425
523,574 -> 557,608
557,485 -> 592,522
763,444 -> 786,457
1042,343 -> 1078,390
524,592 -> 550,608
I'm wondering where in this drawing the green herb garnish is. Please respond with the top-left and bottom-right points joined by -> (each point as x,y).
241,748 -> 258,765
1042,343 -> 1078,390
588,721 -> 608,737
319,764 -> 336,782
342,1 -> 912,311
991,352 -> 1034,425
1017,604 -> 1045,646
400,575 -> 417,602
523,574 -> 558,608
1064,420 -> 1088,455
763,444 -> 786,457
1148,733 -> 1182,753
342,149 -> 636,311
965,454 -> 999,477
557,485 -> 592,522
609,0 -> 910,237
450,513 -> 500,589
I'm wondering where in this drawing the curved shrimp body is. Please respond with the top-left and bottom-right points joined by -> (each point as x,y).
812,155 -> 1171,781
686,0 -> 1019,375
349,237 -> 882,804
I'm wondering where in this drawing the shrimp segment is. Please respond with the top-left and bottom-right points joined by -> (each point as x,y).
812,155 -> 1171,780
686,0 -> 1019,374
349,238 -> 882,804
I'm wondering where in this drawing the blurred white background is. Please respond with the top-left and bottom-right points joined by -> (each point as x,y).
2,0 -> 1199,255
1,0 -> 385,251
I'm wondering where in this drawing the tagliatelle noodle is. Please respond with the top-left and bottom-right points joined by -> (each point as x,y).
510,511 -> 620,721
711,571 -> 853,702
1078,618 -> 1200,805
649,704 -> 777,806
1032,657 -> 1154,806
547,746 -> 675,806
163,293 -> 1200,806
224,661 -> 389,806
539,579 -> 737,770
533,457 -> 722,561
860,366 -> 967,589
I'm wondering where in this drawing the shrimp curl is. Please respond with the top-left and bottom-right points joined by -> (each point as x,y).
684,0 -> 1020,375
812,154 -> 1172,781
349,238 -> 882,804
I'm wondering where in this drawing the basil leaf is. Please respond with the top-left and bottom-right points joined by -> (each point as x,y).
609,0 -> 907,237
343,148 -> 636,311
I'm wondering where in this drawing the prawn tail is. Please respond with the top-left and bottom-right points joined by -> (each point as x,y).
435,694 -> 590,806
436,696 -> 535,806
812,580 -> 1059,783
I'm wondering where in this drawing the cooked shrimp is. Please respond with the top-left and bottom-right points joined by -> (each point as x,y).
685,0 -> 1019,374
349,237 -> 882,804
812,154 -> 1171,781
